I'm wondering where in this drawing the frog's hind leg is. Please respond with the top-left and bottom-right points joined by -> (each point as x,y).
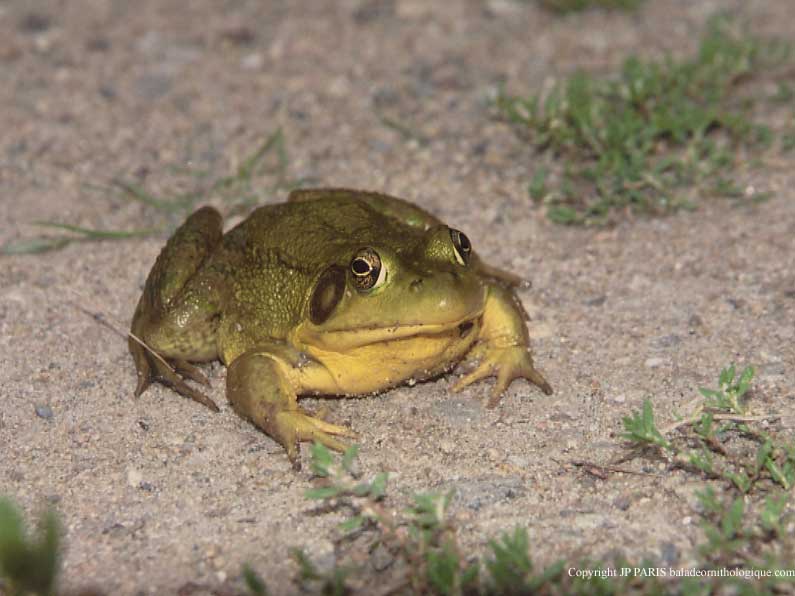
227,351 -> 356,469
129,206 -> 223,411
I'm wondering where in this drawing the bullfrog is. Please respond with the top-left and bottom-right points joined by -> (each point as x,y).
130,188 -> 552,468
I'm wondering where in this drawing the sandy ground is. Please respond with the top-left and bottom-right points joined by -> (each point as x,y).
1,0 -> 794,594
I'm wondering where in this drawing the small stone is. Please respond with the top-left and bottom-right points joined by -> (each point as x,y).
19,13 -> 51,33
660,542 -> 679,566
654,334 -> 681,348
241,52 -> 264,70
86,37 -> 110,52
439,440 -> 455,454
219,26 -> 255,45
507,455 -> 529,469
34,404 -> 53,420
205,545 -> 220,558
370,542 -> 394,572
584,295 -> 607,307
644,357 -> 665,369
613,495 -> 631,511
135,73 -> 173,100
611,394 -> 626,404
126,467 -> 143,488
454,476 -> 523,511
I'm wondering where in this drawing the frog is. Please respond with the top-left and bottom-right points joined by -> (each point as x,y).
129,188 -> 552,468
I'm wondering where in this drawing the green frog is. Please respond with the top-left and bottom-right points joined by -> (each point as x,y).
130,189 -> 552,468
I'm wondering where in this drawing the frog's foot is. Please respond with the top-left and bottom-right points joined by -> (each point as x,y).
273,409 -> 356,468
130,336 -> 218,412
227,351 -> 356,470
452,345 -> 553,408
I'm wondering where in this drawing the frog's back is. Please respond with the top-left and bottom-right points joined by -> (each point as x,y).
224,194 -> 423,269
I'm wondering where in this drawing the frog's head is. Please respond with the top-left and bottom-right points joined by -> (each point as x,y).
297,225 -> 487,352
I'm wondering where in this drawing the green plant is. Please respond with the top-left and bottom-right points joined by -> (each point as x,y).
0,498 -> 60,596
698,363 -> 753,414
620,365 -> 794,590
241,563 -> 270,595
622,365 -> 794,493
498,17 -> 792,224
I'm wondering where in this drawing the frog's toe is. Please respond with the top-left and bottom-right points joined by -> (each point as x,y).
273,410 -> 354,470
451,359 -> 495,393
164,373 -> 219,412
453,347 -> 552,407
286,410 -> 355,446
486,348 -> 552,408
173,360 -> 211,386
130,337 -> 219,412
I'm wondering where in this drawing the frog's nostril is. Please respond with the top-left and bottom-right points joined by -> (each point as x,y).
410,278 -> 423,291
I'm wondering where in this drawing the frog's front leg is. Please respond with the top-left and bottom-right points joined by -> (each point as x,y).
227,351 -> 355,469
453,283 -> 552,407
130,206 -> 223,412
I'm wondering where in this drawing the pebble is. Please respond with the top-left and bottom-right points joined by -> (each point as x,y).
454,476 -> 524,511
34,404 -> 53,420
126,467 -> 143,489
19,13 -> 52,33
613,495 -> 631,511
644,357 -> 665,369
660,542 -> 679,566
241,52 -> 263,70
654,334 -> 681,348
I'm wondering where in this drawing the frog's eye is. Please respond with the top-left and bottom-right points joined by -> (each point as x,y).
350,248 -> 385,291
449,228 -> 472,266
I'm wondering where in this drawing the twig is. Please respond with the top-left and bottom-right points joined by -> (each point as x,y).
663,410 -> 781,435
567,460 -> 664,478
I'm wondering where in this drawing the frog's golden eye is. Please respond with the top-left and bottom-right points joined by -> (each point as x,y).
350,248 -> 385,291
449,228 -> 472,266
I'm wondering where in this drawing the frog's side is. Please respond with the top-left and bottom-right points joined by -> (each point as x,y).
130,188 -> 552,467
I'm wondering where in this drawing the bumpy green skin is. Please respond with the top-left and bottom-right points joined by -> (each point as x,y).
130,188 -> 552,468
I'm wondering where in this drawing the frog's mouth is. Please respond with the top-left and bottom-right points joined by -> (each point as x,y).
300,313 -> 482,352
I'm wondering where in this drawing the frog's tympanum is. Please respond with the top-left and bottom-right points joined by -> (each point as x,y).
130,189 -> 552,467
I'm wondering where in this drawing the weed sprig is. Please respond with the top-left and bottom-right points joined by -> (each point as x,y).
622,365 -> 793,493
621,365 -> 794,585
0,499 -> 60,596
498,17 -> 792,224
